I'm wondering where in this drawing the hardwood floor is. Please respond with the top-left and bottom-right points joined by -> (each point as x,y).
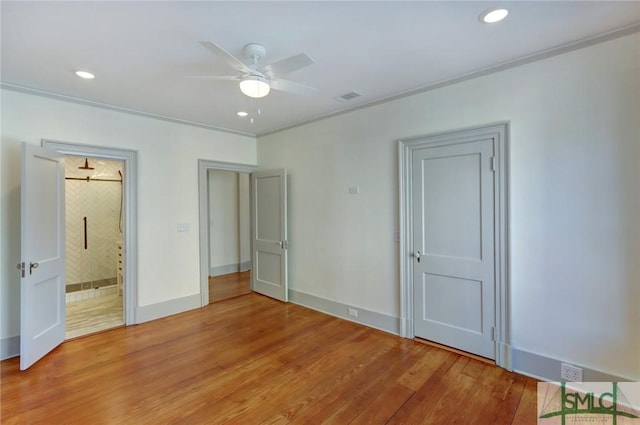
1,293 -> 538,424
209,270 -> 252,303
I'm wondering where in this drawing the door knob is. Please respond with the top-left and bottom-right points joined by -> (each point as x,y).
30,262 -> 39,275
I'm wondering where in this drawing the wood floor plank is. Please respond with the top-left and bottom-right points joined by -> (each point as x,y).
384,351 -> 461,424
394,343 -> 450,391
67,301 -> 337,424
1,293 -> 538,424
492,372 -> 530,425
164,324 -> 376,424
129,308 -> 363,423
317,343 -> 426,425
443,361 -> 505,424
347,382 -> 415,425
2,296 -> 296,422
210,270 -> 251,303
404,357 -> 477,425
510,377 -> 540,425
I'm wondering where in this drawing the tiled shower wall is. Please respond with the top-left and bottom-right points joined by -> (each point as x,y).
65,157 -> 123,291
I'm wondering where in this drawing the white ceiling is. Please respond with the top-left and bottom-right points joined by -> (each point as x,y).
2,1 -> 639,136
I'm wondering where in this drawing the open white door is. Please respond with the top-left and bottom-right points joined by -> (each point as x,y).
251,169 -> 288,302
19,143 -> 66,370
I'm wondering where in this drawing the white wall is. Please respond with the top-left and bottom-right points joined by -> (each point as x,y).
1,90 -> 256,345
258,33 -> 640,380
208,170 -> 251,275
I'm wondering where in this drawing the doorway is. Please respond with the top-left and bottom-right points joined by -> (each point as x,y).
398,123 -> 510,368
63,156 -> 124,338
43,140 -> 138,327
207,170 -> 251,303
198,160 -> 257,306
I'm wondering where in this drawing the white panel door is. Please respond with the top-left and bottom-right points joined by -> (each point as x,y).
20,143 -> 66,370
412,138 -> 496,359
251,169 -> 288,302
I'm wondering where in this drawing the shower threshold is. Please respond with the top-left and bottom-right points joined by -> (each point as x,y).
66,284 -> 120,304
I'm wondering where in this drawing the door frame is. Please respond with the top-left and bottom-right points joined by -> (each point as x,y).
398,122 -> 510,369
42,139 -> 138,325
198,159 -> 257,306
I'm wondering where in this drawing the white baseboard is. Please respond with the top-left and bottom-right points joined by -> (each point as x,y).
210,262 -> 251,277
289,289 -> 399,336
1,335 -> 20,360
511,347 -> 635,382
136,293 -> 201,324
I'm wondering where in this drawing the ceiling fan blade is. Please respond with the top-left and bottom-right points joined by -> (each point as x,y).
259,53 -> 314,78
270,78 -> 317,96
200,41 -> 251,74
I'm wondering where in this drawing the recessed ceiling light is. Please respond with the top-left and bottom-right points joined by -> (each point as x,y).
237,111 -> 248,117
480,8 -> 509,24
75,70 -> 95,79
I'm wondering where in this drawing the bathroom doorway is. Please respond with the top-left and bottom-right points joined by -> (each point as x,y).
63,156 -> 125,338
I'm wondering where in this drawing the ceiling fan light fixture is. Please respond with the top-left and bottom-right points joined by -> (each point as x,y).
239,75 -> 270,98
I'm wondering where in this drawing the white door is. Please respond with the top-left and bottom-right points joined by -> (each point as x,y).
251,169 -> 288,302
20,143 -> 66,370
412,138 -> 496,359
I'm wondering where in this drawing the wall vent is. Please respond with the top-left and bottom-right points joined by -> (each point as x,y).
336,91 -> 362,101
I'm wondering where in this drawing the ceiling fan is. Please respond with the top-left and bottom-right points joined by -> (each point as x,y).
191,41 -> 317,98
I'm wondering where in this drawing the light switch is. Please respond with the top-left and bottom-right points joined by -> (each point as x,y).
348,186 -> 360,195
177,223 -> 190,232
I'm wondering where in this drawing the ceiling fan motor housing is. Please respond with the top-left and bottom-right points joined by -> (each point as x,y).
244,43 -> 267,63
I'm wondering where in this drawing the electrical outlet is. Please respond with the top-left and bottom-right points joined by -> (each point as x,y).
561,363 -> 583,382
348,308 -> 358,318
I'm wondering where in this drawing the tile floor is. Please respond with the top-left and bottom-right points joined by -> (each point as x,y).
65,294 -> 123,339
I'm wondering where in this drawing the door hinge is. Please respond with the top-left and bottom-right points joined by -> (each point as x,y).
490,157 -> 497,172
16,262 -> 25,278
491,326 -> 496,342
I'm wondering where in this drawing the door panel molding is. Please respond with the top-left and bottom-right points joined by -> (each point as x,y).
398,122 -> 510,369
